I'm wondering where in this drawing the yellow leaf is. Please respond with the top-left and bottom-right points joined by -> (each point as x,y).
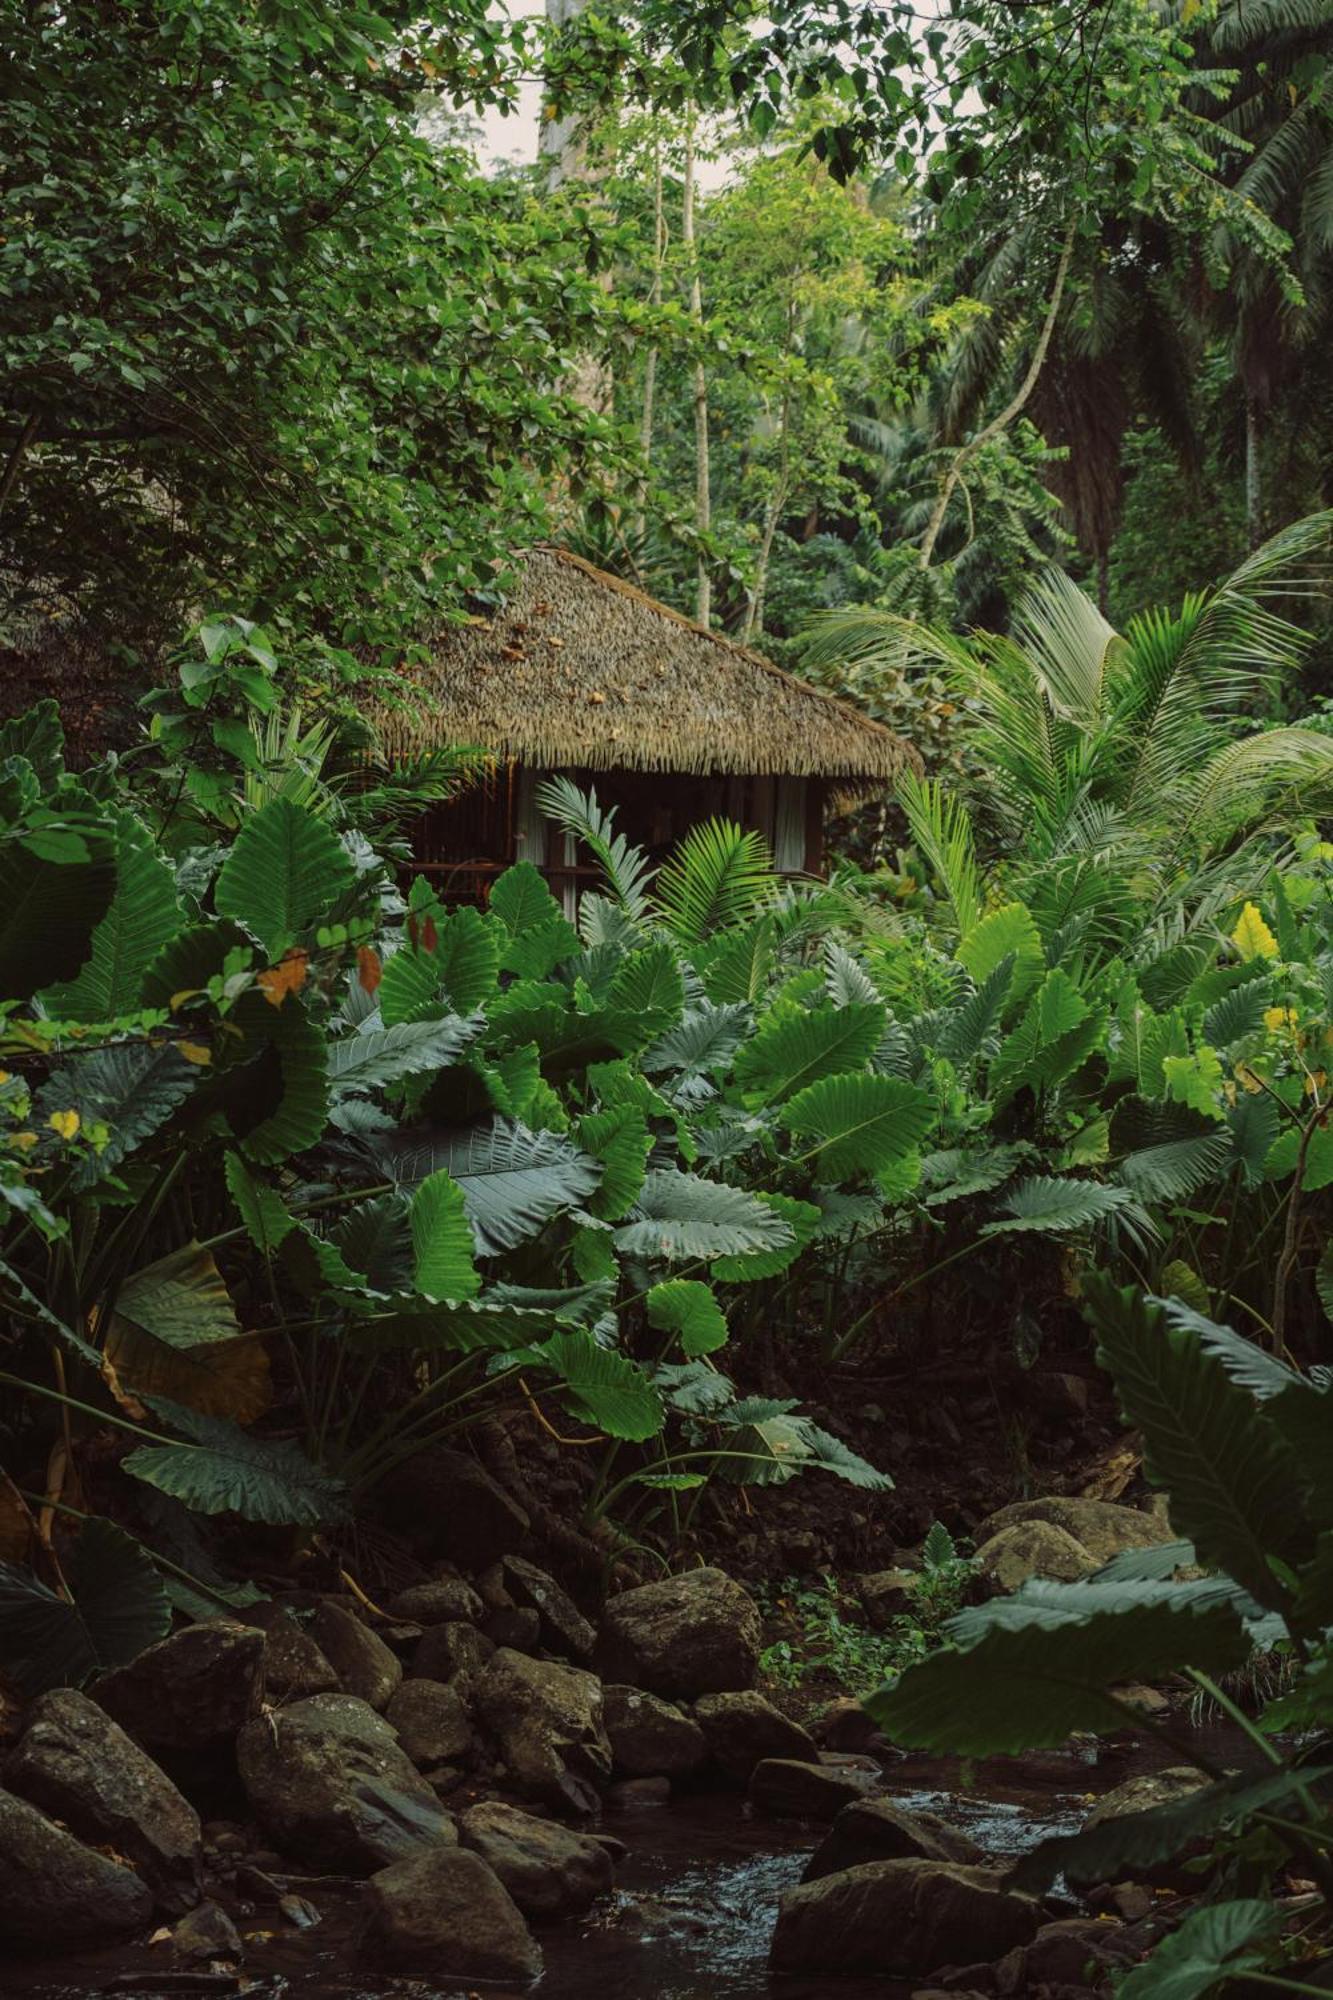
176,1041 -> 213,1066
1232,902 -> 1278,961
1264,1006 -> 1298,1032
102,1322 -> 271,1425
9,1131 -> 38,1152
47,1109 -> 80,1141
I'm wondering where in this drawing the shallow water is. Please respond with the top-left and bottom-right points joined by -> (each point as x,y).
8,1746 -> 1112,2000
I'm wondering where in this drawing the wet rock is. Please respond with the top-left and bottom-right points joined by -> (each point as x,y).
0,1787 -> 154,1949
1109,1683 -> 1171,1716
366,1845 -> 541,1980
974,1498 -> 1176,1568
386,1578 -> 483,1626
385,1679 -> 474,1770
502,1555 -> 596,1662
474,1649 -> 611,1812
694,1690 -> 817,1783
602,1685 -> 708,1780
309,1602 -> 401,1711
237,1602 -> 339,1701
749,1757 -> 879,1821
237,1692 -> 455,1873
170,1900 -> 243,1964
475,1563 -> 515,1614
1083,1766 -> 1209,1830
1023,1916 -> 1135,1985
596,1567 -> 761,1698
7,1689 -> 202,1914
804,1798 -> 984,1880
459,1801 -> 613,1918
857,1568 -> 917,1630
412,1619 -> 495,1685
94,1620 -> 265,1754
973,1521 -> 1098,1593
381,1446 -> 531,1570
485,1605 -> 543,1651
770,1860 -> 1038,1978
1089,1882 -> 1154,1922
815,1698 -> 884,1755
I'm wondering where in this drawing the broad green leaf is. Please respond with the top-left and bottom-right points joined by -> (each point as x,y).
125,1400 -> 346,1525
782,1073 -> 934,1180
1085,1276 -> 1305,1611
490,860 -> 565,935
647,1279 -> 728,1356
532,1327 -> 663,1441
327,1016 -> 479,1094
733,1000 -> 885,1104
643,1002 -> 750,1097
37,1042 -> 198,1191
711,1192 -> 822,1281
224,990 -> 329,1165
214,797 -> 355,955
434,905 -> 500,1013
866,1583 -> 1249,1753
410,1170 -> 480,1302
374,1119 -> 602,1255
224,1151 -> 295,1255
42,811 -> 181,1020
0,700 -> 64,789
615,1170 -> 797,1264
697,913 -> 777,1004
112,1243 -> 241,1349
1162,1045 -> 1226,1121
1266,1119 -> 1333,1192
331,1191 -> 413,1294
0,1520 -> 171,1696
955,901 -> 1042,1002
0,819 -> 116,1000
982,1176 -> 1146,1237
579,1104 -> 652,1220
1117,1900 -> 1281,2000
606,939 -> 686,1046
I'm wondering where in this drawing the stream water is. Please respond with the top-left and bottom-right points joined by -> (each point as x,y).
8,1742 -> 1129,2000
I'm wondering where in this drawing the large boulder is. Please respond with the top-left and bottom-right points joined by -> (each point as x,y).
770,1860 -> 1038,1978
386,1577 -> 483,1626
596,1568 -> 761,1698
366,1845 -> 541,1980
385,1679 -> 474,1771
238,1601 -> 339,1701
93,1618 -> 265,1754
749,1757 -> 879,1821
310,1602 -> 402,1711
6,1689 -> 202,1913
502,1555 -> 596,1662
0,1788 -> 153,1949
380,1446 -> 530,1570
694,1690 -> 818,1783
474,1649 -> 611,1814
973,1520 -> 1097,1594
975,1497 -> 1176,1567
602,1685 -> 708,1781
1083,1766 -> 1209,1829
459,1801 -> 614,1918
804,1798 -> 984,1881
237,1693 -> 455,1873
411,1620 -> 495,1685
857,1569 -> 917,1631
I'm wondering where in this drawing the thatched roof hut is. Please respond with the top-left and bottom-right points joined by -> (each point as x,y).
380,547 -> 912,784
386,548 -> 915,904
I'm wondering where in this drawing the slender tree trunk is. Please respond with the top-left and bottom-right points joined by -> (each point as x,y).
0,413 -> 39,520
742,389 -> 791,645
539,0 -> 612,415
918,217 -> 1077,573
1245,390 -> 1264,549
682,110 -> 711,627
636,130 -> 665,540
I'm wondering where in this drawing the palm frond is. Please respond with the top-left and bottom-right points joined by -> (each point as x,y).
898,771 -> 982,936
536,778 -> 655,921
653,819 -> 776,944
1010,570 -> 1123,731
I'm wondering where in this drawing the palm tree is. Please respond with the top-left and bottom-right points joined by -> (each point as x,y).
800,511 -> 1333,957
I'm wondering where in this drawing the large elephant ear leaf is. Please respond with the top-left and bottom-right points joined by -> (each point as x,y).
37,1042 -> 198,1191
220,990 -> 328,1164
781,1073 -> 934,1180
410,1171 -> 481,1302
124,1399 -> 346,1525
0,816 -> 117,1000
374,1121 -> 603,1255
865,1583 -> 1250,1754
532,1328 -> 664,1441
0,1519 -> 171,1696
214,797 -> 356,955
0,700 -> 64,789
1115,1900 -> 1282,2000
614,1171 -> 798,1264
41,810 -> 182,1021
647,1279 -> 727,1356
578,1104 -> 651,1220
101,1243 -> 270,1425
710,1192 -> 821,1282
733,1000 -> 885,1104
224,1151 -> 296,1256
1083,1275 -> 1305,1612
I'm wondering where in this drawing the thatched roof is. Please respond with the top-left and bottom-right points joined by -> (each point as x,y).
375,548 -> 915,783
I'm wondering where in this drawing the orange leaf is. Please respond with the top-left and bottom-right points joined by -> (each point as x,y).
421,915 -> 438,955
257,949 -> 309,1008
357,946 -> 383,995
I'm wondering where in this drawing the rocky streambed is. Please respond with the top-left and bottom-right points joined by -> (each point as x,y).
0,1489 -> 1223,2000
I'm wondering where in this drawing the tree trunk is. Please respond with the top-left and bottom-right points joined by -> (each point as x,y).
636,130 -> 665,539
1245,391 -> 1264,549
682,110 -> 711,627
539,0 -> 612,415
918,218 -> 1077,574
1096,547 -> 1110,619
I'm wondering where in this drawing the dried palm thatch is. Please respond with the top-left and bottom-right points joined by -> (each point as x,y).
374,548 -> 916,783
